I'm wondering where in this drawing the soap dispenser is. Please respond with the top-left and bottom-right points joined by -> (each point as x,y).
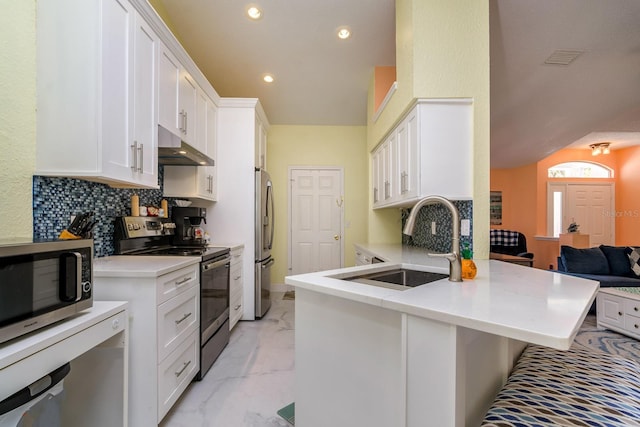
461,244 -> 477,280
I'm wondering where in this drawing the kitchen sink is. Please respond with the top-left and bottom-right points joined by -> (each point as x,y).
340,268 -> 448,290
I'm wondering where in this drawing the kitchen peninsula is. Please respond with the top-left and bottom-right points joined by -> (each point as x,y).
285,244 -> 598,427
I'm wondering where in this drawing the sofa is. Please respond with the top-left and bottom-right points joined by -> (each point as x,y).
556,244 -> 640,288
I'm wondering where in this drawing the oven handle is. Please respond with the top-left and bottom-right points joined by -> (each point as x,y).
202,256 -> 231,271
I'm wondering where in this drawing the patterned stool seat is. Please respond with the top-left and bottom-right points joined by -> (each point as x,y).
481,344 -> 640,426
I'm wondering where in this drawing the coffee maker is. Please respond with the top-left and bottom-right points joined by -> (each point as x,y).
172,207 -> 207,246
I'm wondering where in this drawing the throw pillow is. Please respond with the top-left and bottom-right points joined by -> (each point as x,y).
600,245 -> 634,277
626,247 -> 640,277
560,246 -> 610,275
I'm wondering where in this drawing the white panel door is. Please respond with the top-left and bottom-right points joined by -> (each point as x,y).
566,184 -> 614,246
290,168 -> 343,275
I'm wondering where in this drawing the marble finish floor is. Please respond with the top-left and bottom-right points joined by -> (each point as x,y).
161,293 -> 295,427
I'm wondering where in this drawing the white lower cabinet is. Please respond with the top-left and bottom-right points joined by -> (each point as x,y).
597,289 -> 640,339
229,247 -> 244,330
94,261 -> 200,426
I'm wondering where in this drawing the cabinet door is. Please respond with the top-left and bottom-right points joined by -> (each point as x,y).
206,98 -> 218,160
100,0 -> 134,181
255,116 -> 267,169
178,71 -> 197,145
131,13 -> 159,187
397,109 -> 418,201
372,148 -> 383,207
598,293 -> 624,329
196,166 -> 216,200
382,134 -> 397,203
158,45 -> 181,135
194,89 -> 208,155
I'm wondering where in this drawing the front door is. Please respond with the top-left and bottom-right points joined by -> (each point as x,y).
566,184 -> 614,246
289,167 -> 344,275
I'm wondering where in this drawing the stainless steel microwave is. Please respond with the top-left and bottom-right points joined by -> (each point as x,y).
0,239 -> 93,344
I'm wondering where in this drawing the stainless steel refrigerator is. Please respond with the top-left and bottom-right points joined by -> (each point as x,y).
255,168 -> 274,318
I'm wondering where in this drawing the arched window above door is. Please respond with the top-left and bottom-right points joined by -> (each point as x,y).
548,161 -> 613,178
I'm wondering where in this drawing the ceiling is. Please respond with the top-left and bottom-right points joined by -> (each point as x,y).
156,0 -> 640,169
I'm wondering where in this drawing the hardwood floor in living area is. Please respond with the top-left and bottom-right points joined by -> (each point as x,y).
161,292 -> 295,427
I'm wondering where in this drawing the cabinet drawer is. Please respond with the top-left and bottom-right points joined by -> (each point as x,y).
157,286 -> 199,361
625,299 -> 640,318
624,316 -> 640,338
230,265 -> 243,299
157,264 -> 199,305
158,330 -> 199,421
230,292 -> 243,330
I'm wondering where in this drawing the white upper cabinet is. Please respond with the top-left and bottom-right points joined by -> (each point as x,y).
36,0 -> 159,188
158,42 -> 201,148
178,71 -> 198,145
255,115 -> 268,170
158,45 -> 181,137
372,99 -> 473,209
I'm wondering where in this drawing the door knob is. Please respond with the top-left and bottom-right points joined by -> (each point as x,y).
334,235 -> 340,240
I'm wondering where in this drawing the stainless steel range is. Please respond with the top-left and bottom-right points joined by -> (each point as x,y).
114,215 -> 230,380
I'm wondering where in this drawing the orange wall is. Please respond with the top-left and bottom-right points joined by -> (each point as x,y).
616,146 -> 640,244
491,146 -> 640,269
373,66 -> 397,112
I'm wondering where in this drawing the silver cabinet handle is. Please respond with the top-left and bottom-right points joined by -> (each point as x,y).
384,181 -> 390,199
234,304 -> 241,311
373,187 -> 378,203
184,111 -> 188,134
175,312 -> 192,325
401,171 -> 408,194
137,143 -> 144,173
179,110 -> 186,133
234,275 -> 241,280
175,277 -> 192,286
175,360 -> 191,377
130,142 -> 138,171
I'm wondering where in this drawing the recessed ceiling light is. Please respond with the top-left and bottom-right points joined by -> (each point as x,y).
246,5 -> 262,20
337,26 -> 351,40
263,74 -> 274,83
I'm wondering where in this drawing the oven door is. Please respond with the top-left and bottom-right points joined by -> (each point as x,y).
200,256 -> 230,344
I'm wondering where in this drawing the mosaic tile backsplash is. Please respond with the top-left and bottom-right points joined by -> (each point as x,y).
402,200 -> 474,255
33,167 -> 175,257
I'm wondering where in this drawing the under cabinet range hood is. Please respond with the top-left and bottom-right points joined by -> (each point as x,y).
157,125 -> 215,166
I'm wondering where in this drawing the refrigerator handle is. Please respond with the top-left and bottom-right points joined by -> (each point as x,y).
263,258 -> 276,268
267,182 -> 275,250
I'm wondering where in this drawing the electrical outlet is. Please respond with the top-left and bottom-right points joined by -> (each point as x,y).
461,219 -> 470,236
431,221 -> 436,235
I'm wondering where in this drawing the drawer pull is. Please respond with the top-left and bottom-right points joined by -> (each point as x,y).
175,277 -> 192,286
635,307 -> 639,312
234,275 -> 242,280
175,312 -> 192,325
234,304 -> 241,310
635,324 -> 639,329
619,312 -> 623,316
175,360 -> 191,377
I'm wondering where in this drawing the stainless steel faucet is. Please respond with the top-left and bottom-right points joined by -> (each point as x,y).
402,196 -> 462,282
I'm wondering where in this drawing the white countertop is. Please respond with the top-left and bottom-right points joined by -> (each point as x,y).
286,244 -> 599,350
209,242 -> 244,252
93,255 -> 200,277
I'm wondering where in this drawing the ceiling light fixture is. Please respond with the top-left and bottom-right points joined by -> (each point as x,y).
246,5 -> 262,20
337,26 -> 351,40
263,74 -> 274,83
590,142 -> 611,156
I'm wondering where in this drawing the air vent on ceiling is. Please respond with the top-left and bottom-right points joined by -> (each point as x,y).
544,49 -> 584,66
